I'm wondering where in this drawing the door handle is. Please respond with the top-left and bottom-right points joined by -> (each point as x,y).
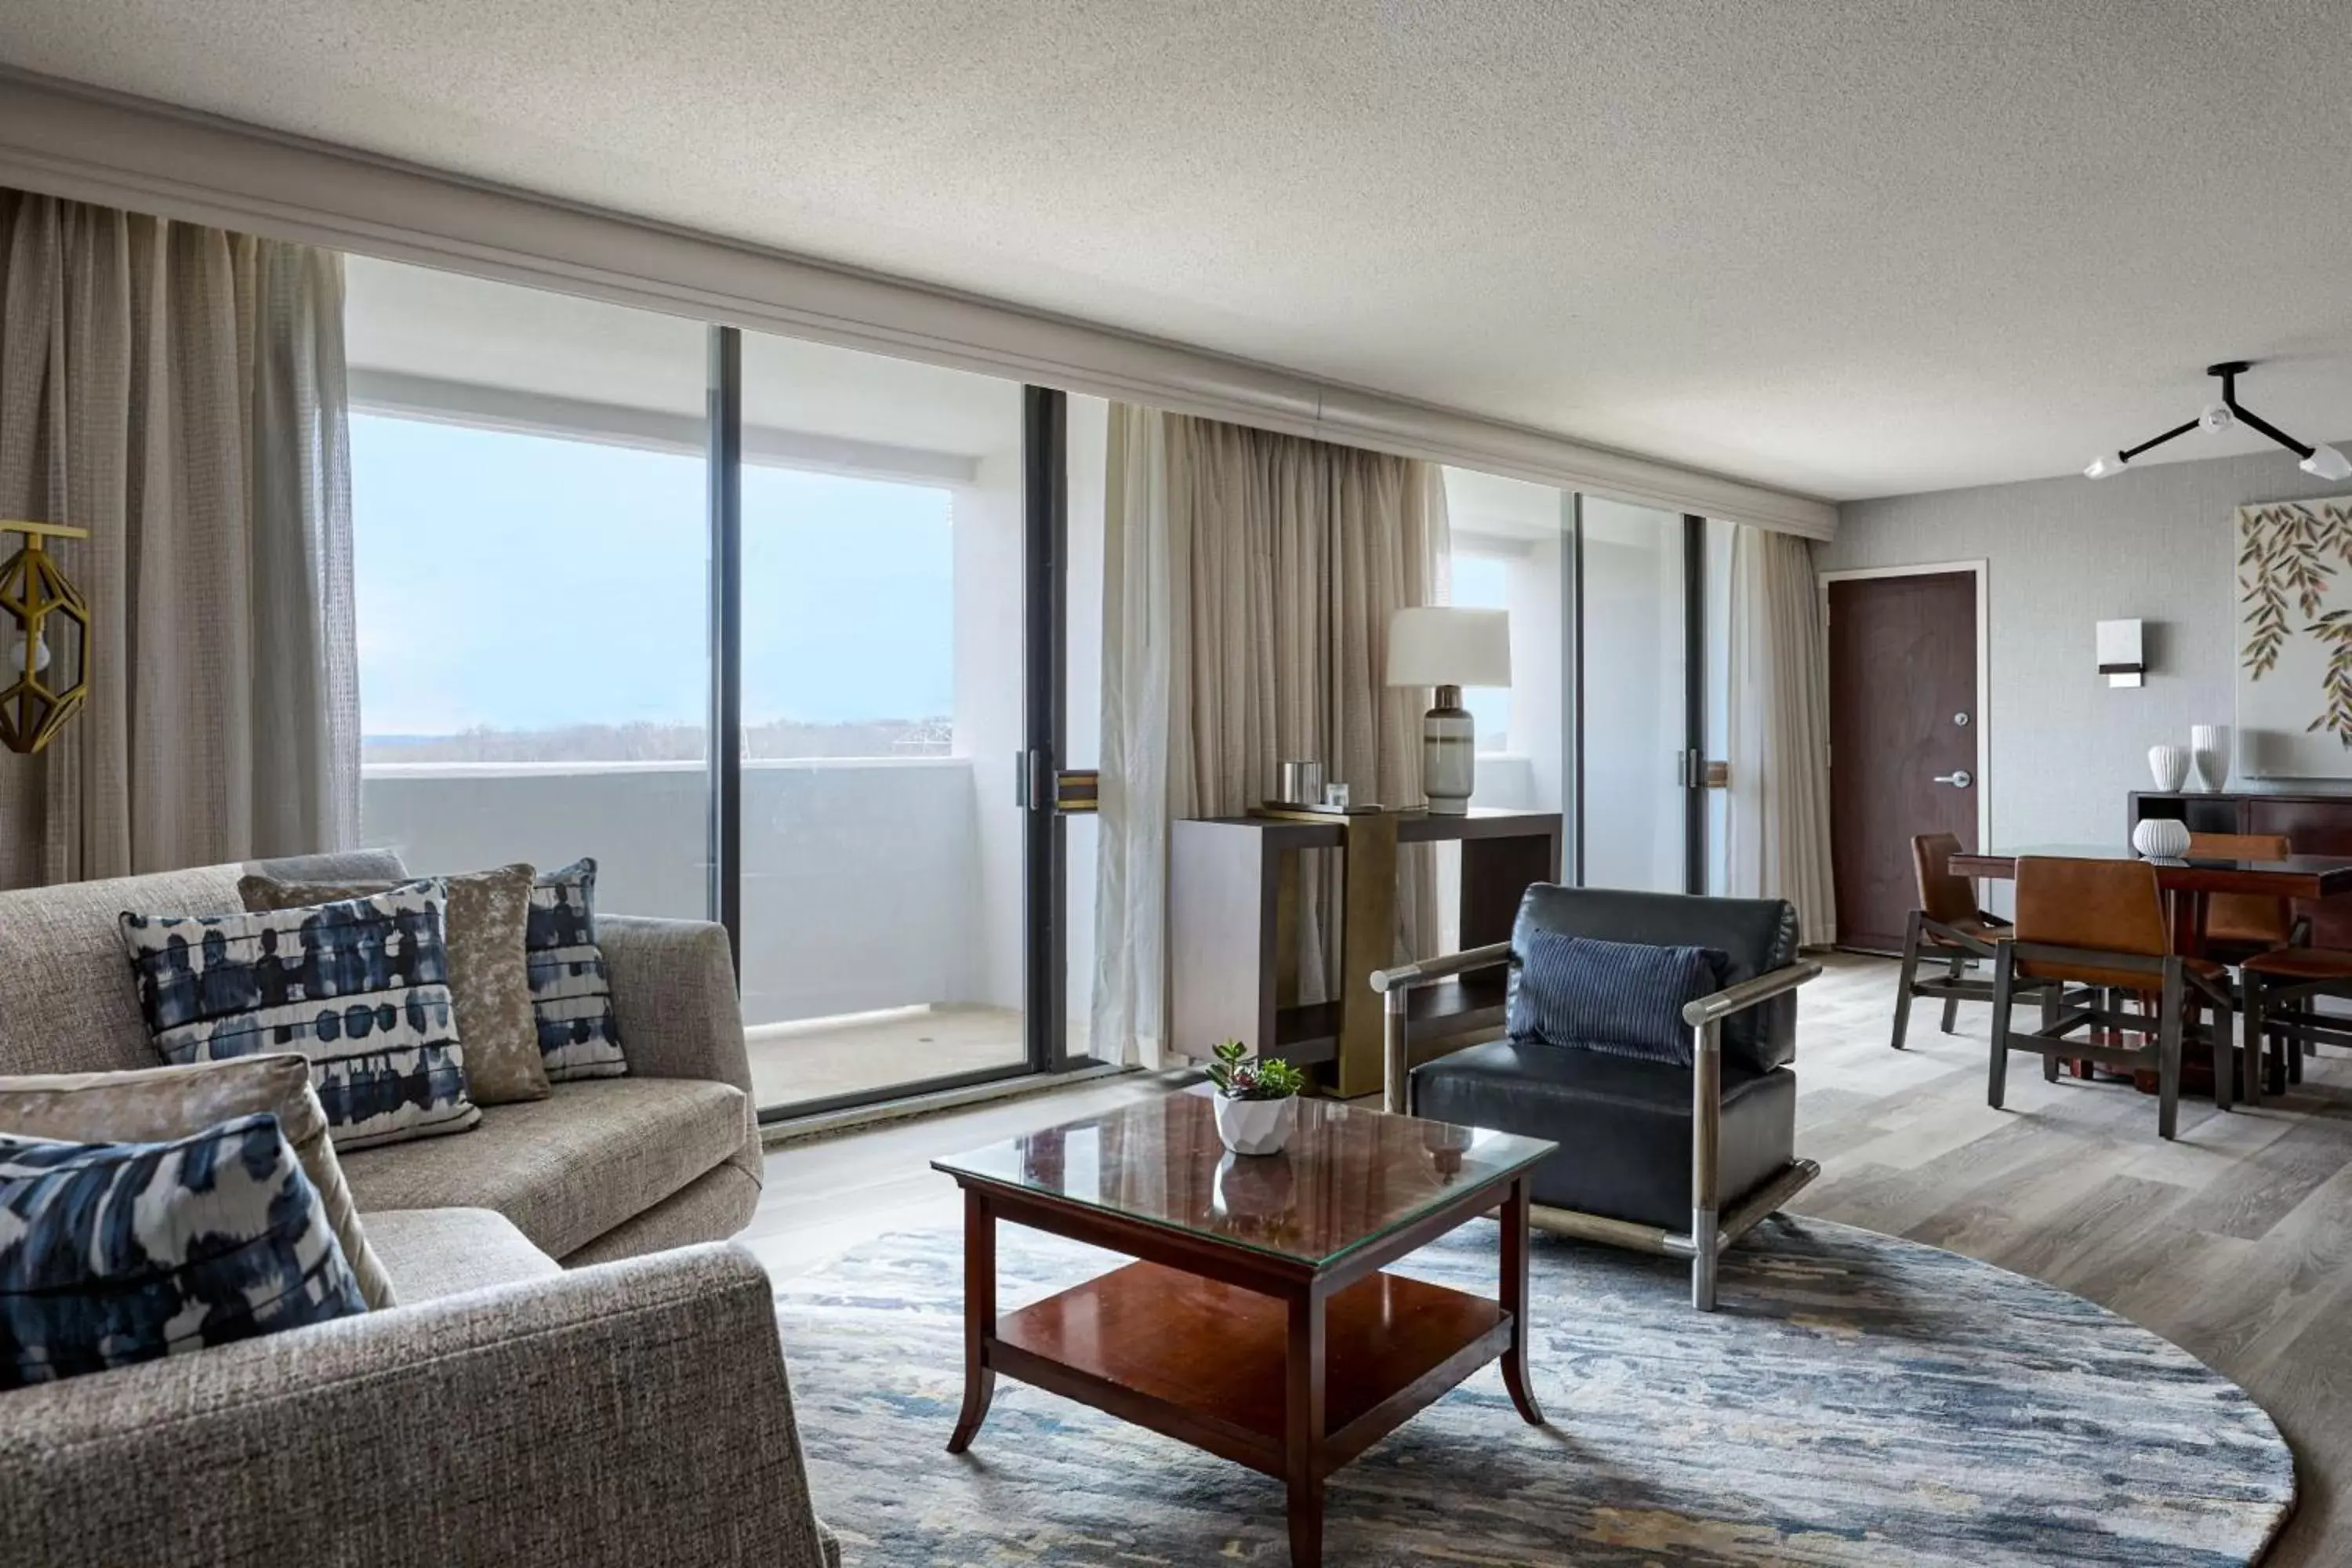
1933,770 -> 1973,788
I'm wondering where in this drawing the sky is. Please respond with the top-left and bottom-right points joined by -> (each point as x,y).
350,414 -> 953,735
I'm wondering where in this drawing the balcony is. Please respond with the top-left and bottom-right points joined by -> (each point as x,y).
359,755 -> 1028,1110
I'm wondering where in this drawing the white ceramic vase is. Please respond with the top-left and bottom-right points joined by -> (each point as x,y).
2131,818 -> 2191,858
1214,1093 -> 1299,1156
2190,724 -> 2230,793
2147,743 -> 2189,793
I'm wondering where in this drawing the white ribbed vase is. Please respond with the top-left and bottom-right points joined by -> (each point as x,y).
2147,743 -> 2189,793
2132,818 -> 2192,859
1213,1094 -> 1298,1156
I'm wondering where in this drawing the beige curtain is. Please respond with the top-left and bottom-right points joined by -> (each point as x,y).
1094,405 -> 1449,1067
1724,524 -> 1836,944
0,191 -> 357,889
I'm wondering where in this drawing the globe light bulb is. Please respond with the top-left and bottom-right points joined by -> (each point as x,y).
2084,453 -> 2128,480
7,627 -> 51,677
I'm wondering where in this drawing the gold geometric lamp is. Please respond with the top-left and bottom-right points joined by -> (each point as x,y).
0,520 -> 93,755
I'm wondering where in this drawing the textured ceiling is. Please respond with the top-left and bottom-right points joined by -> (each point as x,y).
5,1 -> 2352,500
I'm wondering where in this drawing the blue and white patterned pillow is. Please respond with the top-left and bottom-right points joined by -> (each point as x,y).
1508,931 -> 1727,1067
119,883 -> 481,1149
530,858 -> 626,1082
0,1112 -> 367,1388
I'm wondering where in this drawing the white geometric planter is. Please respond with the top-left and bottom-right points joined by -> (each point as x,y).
2147,742 -> 2189,793
2131,818 -> 2191,859
1213,1094 -> 1299,1156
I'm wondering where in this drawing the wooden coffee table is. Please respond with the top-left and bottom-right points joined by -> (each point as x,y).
931,1087 -> 1555,1566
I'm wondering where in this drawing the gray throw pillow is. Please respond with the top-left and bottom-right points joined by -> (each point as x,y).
0,1054 -> 395,1308
241,863 -> 550,1106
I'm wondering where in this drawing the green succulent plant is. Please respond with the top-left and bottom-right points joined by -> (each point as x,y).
1204,1039 -> 1305,1101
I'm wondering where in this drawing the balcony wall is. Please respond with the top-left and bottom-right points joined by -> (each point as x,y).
360,757 -> 993,1028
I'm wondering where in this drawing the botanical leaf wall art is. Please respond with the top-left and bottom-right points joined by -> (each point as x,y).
2238,496 -> 2352,776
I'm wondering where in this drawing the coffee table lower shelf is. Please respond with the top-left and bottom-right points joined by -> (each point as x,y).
989,1258 -> 1514,1478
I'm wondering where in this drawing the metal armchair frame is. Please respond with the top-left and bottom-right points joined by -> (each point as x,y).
1371,948 -> 1821,1311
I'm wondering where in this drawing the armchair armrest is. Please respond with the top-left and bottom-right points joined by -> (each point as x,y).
0,1245 -> 833,1568
1683,961 -> 1823,1026
598,914 -> 760,1185
1370,941 -> 1515,994
1373,942 -> 1515,1112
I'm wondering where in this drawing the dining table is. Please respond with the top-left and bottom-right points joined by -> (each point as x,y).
1947,843 -> 2352,957
1947,842 -> 2352,1096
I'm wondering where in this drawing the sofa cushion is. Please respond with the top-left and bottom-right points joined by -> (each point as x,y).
530,860 -> 626,1083
0,1055 -> 396,1310
1412,1038 -> 1795,1232
361,1208 -> 561,1302
241,863 -> 550,1106
0,853 -> 408,1079
118,884 -> 481,1152
0,1112 -> 367,1387
340,1080 -> 749,1259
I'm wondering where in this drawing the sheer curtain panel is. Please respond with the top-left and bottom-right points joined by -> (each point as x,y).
1093,405 -> 1448,1067
0,190 -> 357,888
1722,524 -> 1836,945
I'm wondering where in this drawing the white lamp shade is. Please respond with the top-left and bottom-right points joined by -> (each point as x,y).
1387,607 -> 1510,688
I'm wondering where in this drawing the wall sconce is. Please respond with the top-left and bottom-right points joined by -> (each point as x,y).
2096,618 -> 2145,688
0,520 -> 93,754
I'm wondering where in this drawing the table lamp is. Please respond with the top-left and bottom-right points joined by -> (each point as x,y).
1386,607 -> 1510,815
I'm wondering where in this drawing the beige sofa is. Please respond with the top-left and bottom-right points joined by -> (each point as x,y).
0,853 -> 837,1568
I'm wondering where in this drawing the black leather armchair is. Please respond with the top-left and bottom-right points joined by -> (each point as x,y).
1371,884 -> 1820,1311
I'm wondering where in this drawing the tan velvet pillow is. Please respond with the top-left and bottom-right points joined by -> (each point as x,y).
0,1054 -> 397,1309
239,863 -> 550,1106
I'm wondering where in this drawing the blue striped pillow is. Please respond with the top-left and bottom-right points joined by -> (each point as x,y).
1508,932 -> 1727,1065
0,1112 -> 366,1388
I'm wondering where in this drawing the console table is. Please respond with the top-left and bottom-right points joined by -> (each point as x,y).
1170,808 -> 1563,1098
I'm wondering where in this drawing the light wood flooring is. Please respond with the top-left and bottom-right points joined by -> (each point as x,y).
745,952 -> 2352,1564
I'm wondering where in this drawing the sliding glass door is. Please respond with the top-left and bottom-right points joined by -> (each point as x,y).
1580,498 -> 1693,892
344,249 -> 1741,1120
730,332 -> 1034,1115
1439,477 -> 1726,899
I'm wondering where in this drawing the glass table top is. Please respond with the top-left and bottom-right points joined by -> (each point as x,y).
931,1087 -> 1556,1269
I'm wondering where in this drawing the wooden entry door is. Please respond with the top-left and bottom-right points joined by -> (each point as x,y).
1828,572 -> 1980,953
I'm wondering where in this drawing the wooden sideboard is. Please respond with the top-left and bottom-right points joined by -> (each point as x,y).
2130,789 -> 2352,945
1170,808 -> 1563,1098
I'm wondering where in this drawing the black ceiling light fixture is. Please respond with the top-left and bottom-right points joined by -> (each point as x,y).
2085,361 -> 2350,482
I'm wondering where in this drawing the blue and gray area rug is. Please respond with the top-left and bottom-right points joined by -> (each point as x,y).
776,1216 -> 2294,1566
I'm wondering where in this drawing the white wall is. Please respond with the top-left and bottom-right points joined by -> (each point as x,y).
1818,448 -> 2352,849
361,758 -> 983,1027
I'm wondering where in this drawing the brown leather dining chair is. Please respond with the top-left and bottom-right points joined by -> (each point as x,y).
1890,832 -> 2027,1048
1987,855 -> 2236,1139
2187,831 -> 2296,959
